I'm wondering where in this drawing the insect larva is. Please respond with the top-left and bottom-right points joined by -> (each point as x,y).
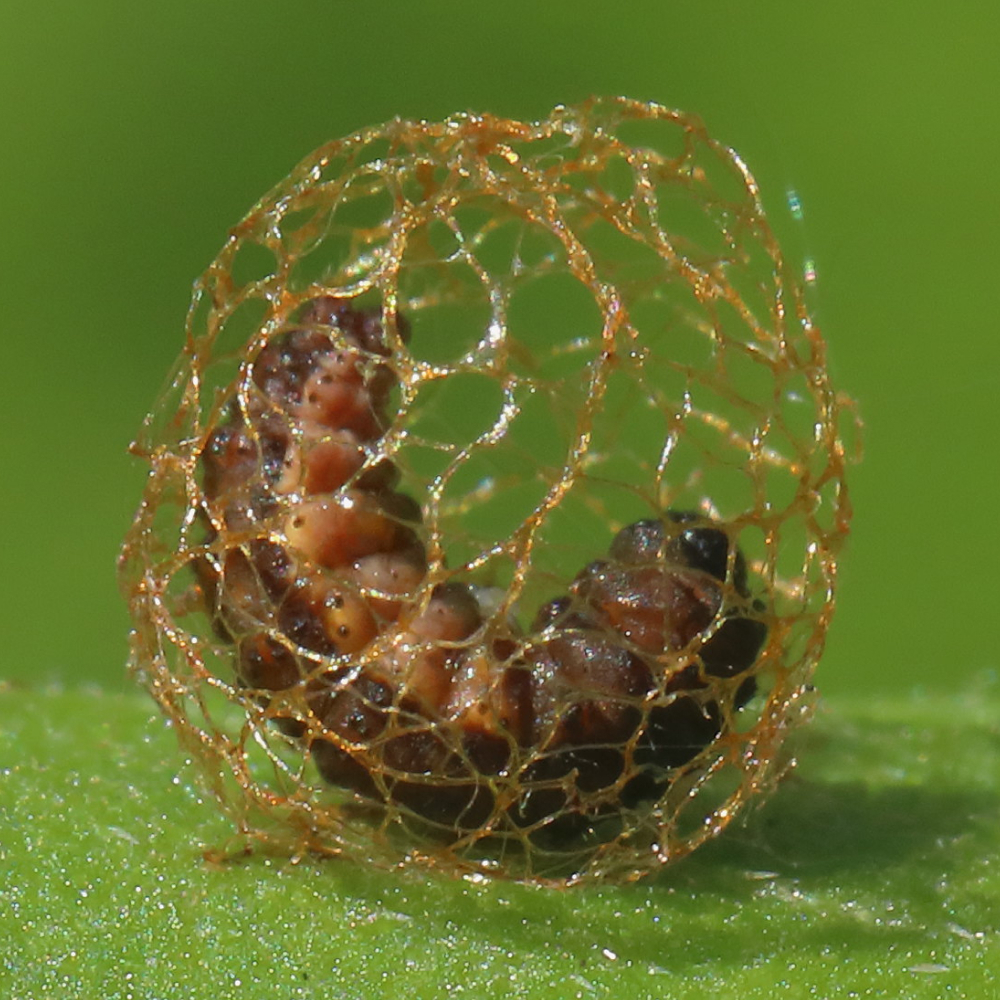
197,297 -> 766,843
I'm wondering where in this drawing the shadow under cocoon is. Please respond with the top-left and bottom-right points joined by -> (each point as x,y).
681,778 -> 997,880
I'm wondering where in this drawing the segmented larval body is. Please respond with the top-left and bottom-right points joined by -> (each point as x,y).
198,296 -> 768,848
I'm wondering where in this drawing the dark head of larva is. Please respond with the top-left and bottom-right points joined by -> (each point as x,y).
120,100 -> 853,883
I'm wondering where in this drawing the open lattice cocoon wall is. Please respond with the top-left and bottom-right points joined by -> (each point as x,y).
120,97 -> 856,884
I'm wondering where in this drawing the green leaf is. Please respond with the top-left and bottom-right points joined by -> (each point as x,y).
2,679 -> 998,998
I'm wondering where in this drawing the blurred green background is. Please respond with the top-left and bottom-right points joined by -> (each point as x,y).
1,0 -> 996,698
